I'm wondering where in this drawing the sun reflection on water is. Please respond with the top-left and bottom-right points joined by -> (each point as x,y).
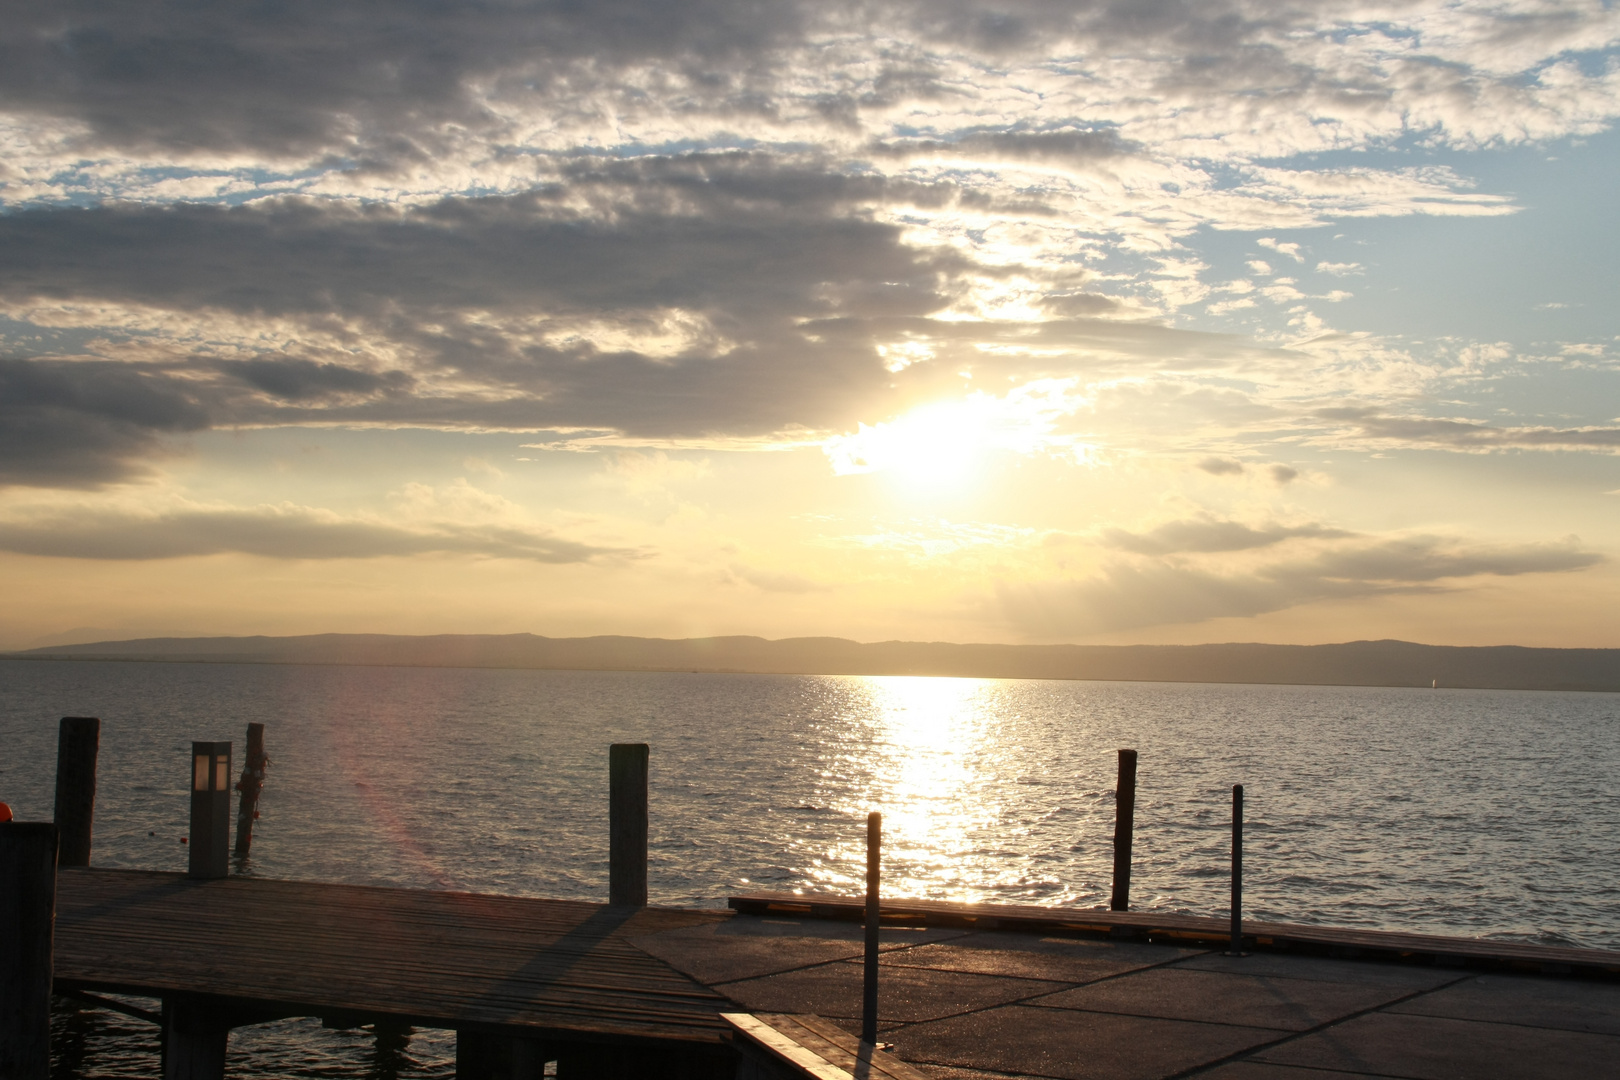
808,676 -> 1014,904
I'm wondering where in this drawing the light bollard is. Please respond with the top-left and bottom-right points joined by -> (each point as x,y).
189,741 -> 232,879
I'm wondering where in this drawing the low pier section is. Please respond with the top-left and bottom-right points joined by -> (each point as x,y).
54,868 -> 734,1076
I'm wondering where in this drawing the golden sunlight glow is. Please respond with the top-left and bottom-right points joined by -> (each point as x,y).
822,379 -> 1095,487
810,676 -> 1009,903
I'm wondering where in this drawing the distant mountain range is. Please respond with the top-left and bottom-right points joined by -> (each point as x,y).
13,633 -> 1620,692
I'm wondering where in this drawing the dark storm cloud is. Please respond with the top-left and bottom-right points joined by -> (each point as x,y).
0,156 -> 947,322
0,0 -> 808,159
1101,516 -> 1351,555
5,0 -> 1558,169
874,128 -> 1136,167
0,504 -> 632,562
0,158 -> 963,451
1000,534 -> 1602,635
0,357 -> 210,488
0,152 -> 1270,491
223,359 -> 413,401
1314,407 -> 1620,452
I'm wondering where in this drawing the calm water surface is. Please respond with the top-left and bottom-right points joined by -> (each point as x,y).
3,659 -> 1617,1077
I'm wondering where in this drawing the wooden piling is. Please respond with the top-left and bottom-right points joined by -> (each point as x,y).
862,810 -> 881,1046
233,723 -> 269,858
1228,783 -> 1245,956
163,994 -> 228,1080
609,743 -> 649,906
1110,748 -> 1137,911
55,715 -> 100,867
0,822 -> 58,1080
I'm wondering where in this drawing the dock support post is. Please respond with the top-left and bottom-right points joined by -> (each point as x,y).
862,810 -> 881,1046
233,723 -> 268,858
189,742 -> 232,879
162,995 -> 228,1080
1110,748 -> 1137,911
55,715 -> 100,867
0,822 -> 57,1080
609,743 -> 649,906
1228,784 -> 1245,957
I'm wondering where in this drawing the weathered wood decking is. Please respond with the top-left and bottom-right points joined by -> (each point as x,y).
55,868 -> 733,1046
730,890 -> 1620,977
48,870 -> 1620,1079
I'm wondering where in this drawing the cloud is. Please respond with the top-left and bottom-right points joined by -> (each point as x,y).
1258,238 -> 1304,262
1194,458 -> 1299,484
1197,457 -> 1246,476
1001,534 -> 1602,636
1316,261 -> 1363,276
728,563 -> 826,593
1314,407 -> 1620,452
0,357 -> 210,488
0,502 -> 634,562
1101,516 -> 1352,555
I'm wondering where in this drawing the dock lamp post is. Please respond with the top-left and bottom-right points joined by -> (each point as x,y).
189,742 -> 232,879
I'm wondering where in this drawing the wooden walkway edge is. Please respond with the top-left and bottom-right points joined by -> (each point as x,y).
55,868 -> 735,1046
728,890 -> 1620,977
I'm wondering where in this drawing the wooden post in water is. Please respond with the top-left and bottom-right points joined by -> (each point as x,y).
0,821 -> 58,1080
862,811 -> 881,1046
55,715 -> 100,867
1110,748 -> 1137,911
609,743 -> 649,906
1228,784 -> 1245,956
233,723 -> 269,858
189,742 -> 232,880
163,994 -> 228,1080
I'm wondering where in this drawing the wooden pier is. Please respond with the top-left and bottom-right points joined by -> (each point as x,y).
729,890 -> 1620,978
13,729 -> 1620,1079
40,868 -> 1620,1080
52,867 -> 736,1077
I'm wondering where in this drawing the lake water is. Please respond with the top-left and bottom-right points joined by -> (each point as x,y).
3,658 -> 1618,1077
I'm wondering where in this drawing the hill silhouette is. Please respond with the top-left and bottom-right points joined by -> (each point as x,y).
14,634 -> 1620,692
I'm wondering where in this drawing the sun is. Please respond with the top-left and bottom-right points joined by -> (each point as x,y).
823,381 -> 1091,492
824,401 -> 987,491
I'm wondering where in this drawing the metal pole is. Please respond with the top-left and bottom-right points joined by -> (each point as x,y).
1228,784 -> 1244,956
861,811 -> 881,1046
1110,748 -> 1137,911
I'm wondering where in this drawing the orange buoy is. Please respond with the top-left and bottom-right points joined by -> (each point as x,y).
0,801 -> 13,823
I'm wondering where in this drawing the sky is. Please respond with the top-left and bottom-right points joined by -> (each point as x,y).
1,0 -> 1618,651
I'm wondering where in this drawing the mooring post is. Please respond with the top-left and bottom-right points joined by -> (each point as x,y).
1110,748 -> 1137,911
55,715 -> 100,867
233,723 -> 268,858
189,742 -> 232,879
0,821 -> 58,1080
609,743 -> 649,906
163,994 -> 228,1080
862,810 -> 881,1046
1228,783 -> 1245,956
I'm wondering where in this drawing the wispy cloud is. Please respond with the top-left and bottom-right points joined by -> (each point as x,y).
0,503 -> 636,563
1001,533 -> 1602,636
1314,407 -> 1620,453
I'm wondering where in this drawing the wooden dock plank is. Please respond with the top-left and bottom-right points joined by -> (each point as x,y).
54,868 -> 736,1044
729,891 -> 1620,976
